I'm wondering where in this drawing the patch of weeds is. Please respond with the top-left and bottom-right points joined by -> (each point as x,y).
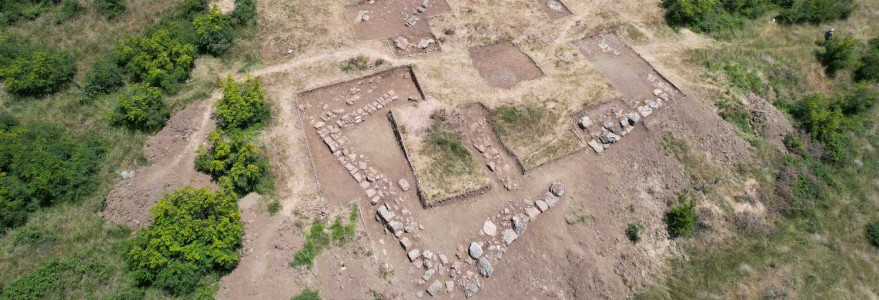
866,220 -> 879,248
626,222 -> 645,243
379,266 -> 395,282
665,194 -> 698,238
291,288 -> 320,300
340,56 -> 370,72
374,59 -> 386,67
11,224 -> 58,247
783,133 -> 805,155
716,97 -> 754,135
267,200 -> 281,215
292,206 -> 358,268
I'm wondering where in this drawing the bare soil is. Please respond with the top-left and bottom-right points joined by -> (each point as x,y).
346,0 -> 451,41
102,98 -> 217,229
536,0 -> 573,21
469,41 -> 544,89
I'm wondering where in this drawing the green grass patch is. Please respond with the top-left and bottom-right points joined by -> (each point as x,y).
292,206 -> 358,269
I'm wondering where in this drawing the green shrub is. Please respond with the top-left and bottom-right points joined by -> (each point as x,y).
340,56 -> 371,72
776,0 -> 854,24
11,223 -> 58,246
716,98 -> 753,135
192,6 -> 234,56
180,0 -> 208,19
96,0 -> 125,20
215,76 -> 270,130
665,195 -> 699,237
195,129 -> 270,195
291,289 -> 320,300
55,0 -> 83,24
0,35 -> 34,69
267,200 -> 280,215
783,133 -> 805,154
113,29 -> 196,92
626,222 -> 645,243
0,256 -> 111,300
790,93 -> 851,162
231,0 -> 257,27
662,0 -> 734,33
1,49 -> 75,96
866,220 -> 879,248
292,220 -> 330,268
0,123 -> 104,231
100,286 -> 145,300
83,58 -> 126,97
818,36 -> 856,77
833,85 -> 879,115
0,0 -> 59,25
109,83 -> 170,131
855,39 -> 879,83
126,187 -> 242,295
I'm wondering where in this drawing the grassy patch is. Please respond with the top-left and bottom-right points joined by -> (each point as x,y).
291,288 -> 320,300
291,206 -> 358,269
414,109 -> 488,203
491,105 -> 582,170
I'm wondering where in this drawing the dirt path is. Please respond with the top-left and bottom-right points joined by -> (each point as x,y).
102,96 -> 218,229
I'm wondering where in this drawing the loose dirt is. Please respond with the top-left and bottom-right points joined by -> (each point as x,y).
346,0 -> 451,41
469,41 -> 544,89
536,0 -> 573,21
102,98 -> 217,229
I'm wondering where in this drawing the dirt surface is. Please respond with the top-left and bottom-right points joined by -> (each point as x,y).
469,41 -> 544,89
102,98 -> 217,229
536,0 -> 573,20
346,0 -> 451,41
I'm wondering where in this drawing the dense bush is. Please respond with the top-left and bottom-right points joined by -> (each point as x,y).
833,85 -> 879,116
109,83 -> 170,131
180,0 -> 208,19
231,0 -> 257,27
775,0 -> 854,24
215,76 -> 270,130
662,0 -> 738,33
83,58 -> 126,97
818,36 -> 856,77
126,187 -> 242,295
291,289 -> 321,300
0,123 -> 104,231
626,223 -> 645,243
866,220 -> 879,248
0,0 -> 60,25
55,0 -> 84,24
790,94 -> 848,162
113,29 -> 196,92
855,38 -> 879,83
96,0 -> 125,20
0,49 -> 75,96
0,256 -> 111,300
195,129 -> 269,195
664,195 -> 699,237
192,6 -> 234,56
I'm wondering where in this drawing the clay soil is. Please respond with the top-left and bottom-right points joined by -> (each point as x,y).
469,41 -> 544,89
536,0 -> 573,21
346,0 -> 451,41
102,98 -> 217,229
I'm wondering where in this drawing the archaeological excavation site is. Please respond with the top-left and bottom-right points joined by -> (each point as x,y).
5,0 -> 879,299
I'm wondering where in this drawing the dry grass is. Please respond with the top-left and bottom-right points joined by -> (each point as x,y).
392,100 -> 489,205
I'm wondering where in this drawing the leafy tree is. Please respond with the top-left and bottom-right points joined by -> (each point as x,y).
0,49 -> 75,96
833,85 -> 879,115
776,0 -> 855,24
180,0 -> 208,19
231,0 -> 257,27
83,58 -> 126,97
126,187 -> 242,295
96,0 -> 126,20
0,123 -> 104,231
113,29 -> 196,92
216,76 -> 270,130
855,38 -> 879,83
192,5 -> 234,56
195,129 -> 269,195
818,36 -> 856,77
109,83 -> 169,131
0,0 -> 60,25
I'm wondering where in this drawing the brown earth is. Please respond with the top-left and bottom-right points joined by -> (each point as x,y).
469,41 -> 544,89
102,98 -> 217,229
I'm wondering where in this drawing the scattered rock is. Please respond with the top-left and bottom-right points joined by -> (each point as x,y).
427,280 -> 443,296
461,277 -> 480,298
546,0 -> 564,11
445,281 -> 455,293
477,257 -> 493,277
469,242 -> 483,259
525,207 -> 541,218
400,237 -> 413,250
579,116 -> 593,129
535,200 -> 549,212
439,254 -> 449,265
588,140 -> 604,153
482,220 -> 497,236
512,215 -> 528,234
501,229 -> 518,245
627,112 -> 640,126
408,249 -> 421,261
549,182 -> 564,197
418,39 -> 435,49
422,269 -> 435,281
394,36 -> 409,50
399,179 -> 411,191
600,131 -> 619,144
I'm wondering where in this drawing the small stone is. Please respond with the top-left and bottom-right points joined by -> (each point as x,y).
482,220 -> 497,236
549,182 -> 564,197
366,188 -> 377,197
400,237 -> 413,250
477,257 -> 493,277
600,131 -> 619,144
525,207 -> 541,218
469,242 -> 483,259
445,281 -> 455,293
423,250 -> 434,260
314,121 -> 325,129
544,191 -> 560,207
439,254 -> 449,265
399,179 -> 411,191
370,196 -> 380,205
501,229 -> 518,245
653,89 -> 663,96
487,161 -> 496,171
362,13 -> 370,21
418,39 -> 434,49
627,112 -> 640,126
512,215 -> 527,234
388,221 -> 404,232
536,200 -> 549,212
422,269 -> 436,281
579,116 -> 593,129
588,140 -> 604,153
408,249 -> 421,261
427,280 -> 443,296
546,0 -> 564,11
394,36 -> 409,50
